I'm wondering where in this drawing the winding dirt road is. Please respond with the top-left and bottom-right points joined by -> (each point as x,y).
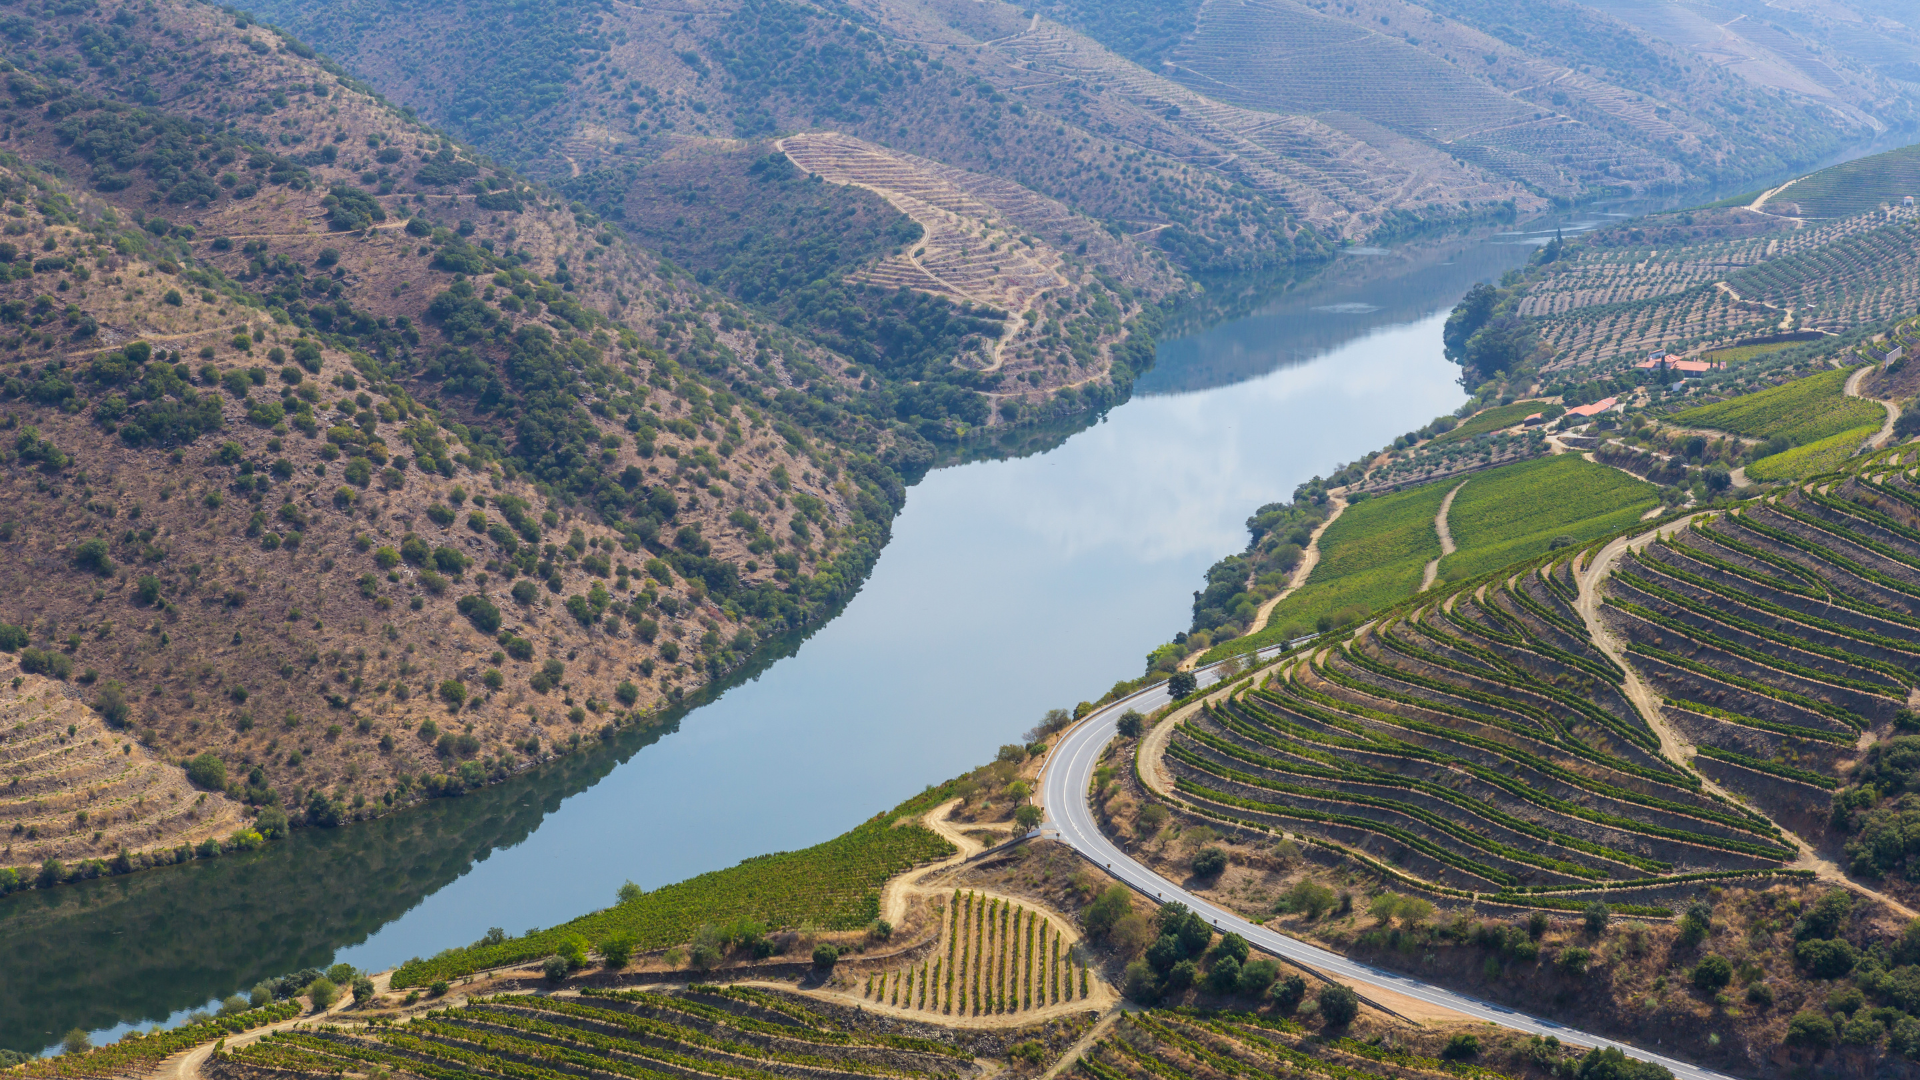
1844,363 -> 1900,451
1420,481 -> 1465,591
1574,519 -> 1917,919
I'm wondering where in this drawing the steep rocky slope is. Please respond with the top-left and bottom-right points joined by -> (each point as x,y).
0,0 -> 1106,874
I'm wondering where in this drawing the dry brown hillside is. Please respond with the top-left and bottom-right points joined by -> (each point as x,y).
0,0 -> 1014,880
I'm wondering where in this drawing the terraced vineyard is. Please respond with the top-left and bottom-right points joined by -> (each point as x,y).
1250,483 -> 1452,650
859,891 -> 1093,1017
1,668 -> 246,878
993,22 -> 1528,239
216,986 -> 975,1080
779,131 -> 1153,384
1152,444 -> 1920,911
1670,367 -> 1882,444
1076,1010 -> 1561,1080
1436,457 -> 1660,583
1515,206 -> 1920,367
1164,0 -> 1678,196
1767,142 -> 1920,220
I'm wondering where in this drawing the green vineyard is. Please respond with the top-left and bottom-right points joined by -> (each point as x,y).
1157,440 -> 1920,919
1076,1009 -> 1560,1080
12,1001 -> 302,1079
1669,367 -> 1881,445
860,891 -> 1094,1016
215,987 -> 973,1080
1514,206 -> 1920,365
393,784 -> 962,987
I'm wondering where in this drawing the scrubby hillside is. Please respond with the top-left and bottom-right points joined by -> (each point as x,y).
245,0 -> 1916,275
0,0 -> 1087,876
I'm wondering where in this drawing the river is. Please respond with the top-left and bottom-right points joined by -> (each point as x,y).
0,215 -> 1596,1053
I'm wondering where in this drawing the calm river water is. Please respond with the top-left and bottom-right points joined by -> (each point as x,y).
0,217 -> 1598,1052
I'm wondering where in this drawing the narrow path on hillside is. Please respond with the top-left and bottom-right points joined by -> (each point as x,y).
1845,363 -> 1900,450
160,977 -> 374,1080
806,796 -> 1116,1025
1040,1006 -> 1129,1080
1180,493 -> 1349,673
1749,176 -> 1800,212
1420,481 -> 1465,591
1574,520 -> 1918,919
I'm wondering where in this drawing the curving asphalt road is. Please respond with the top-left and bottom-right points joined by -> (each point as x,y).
1036,644 -> 1738,1080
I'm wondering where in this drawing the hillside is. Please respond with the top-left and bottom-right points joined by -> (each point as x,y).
1759,140 -> 1920,221
241,0 -> 1918,286
0,0 -> 1165,882
1125,447 -> 1920,1068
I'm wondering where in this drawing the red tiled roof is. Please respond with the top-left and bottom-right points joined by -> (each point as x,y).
1564,396 -> 1618,418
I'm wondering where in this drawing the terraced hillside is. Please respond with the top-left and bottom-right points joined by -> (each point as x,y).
1519,206 -> 1920,369
858,890 -> 1093,1017
777,132 -> 1160,401
0,665 -> 245,877
1165,561 -> 1806,906
1074,1010 -> 1610,1080
246,0 -> 1919,293
217,986 -> 983,1080
0,0 -> 1051,874
1146,444 -> 1920,915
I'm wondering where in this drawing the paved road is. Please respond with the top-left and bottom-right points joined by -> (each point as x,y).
1036,646 -> 1738,1080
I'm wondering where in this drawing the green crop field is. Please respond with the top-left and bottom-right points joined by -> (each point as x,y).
391,784 -> 960,987
1432,401 -> 1563,445
226,988 -> 972,1080
1438,456 -> 1661,582
1209,481 -> 1451,659
1670,367 -> 1881,444
1777,141 -> 1920,219
1745,424 -> 1880,481
1701,340 -> 1800,364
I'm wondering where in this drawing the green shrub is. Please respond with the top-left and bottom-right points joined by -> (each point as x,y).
186,753 -> 227,791
439,679 -> 468,708
1786,1011 -> 1836,1048
1191,847 -> 1228,877
1693,953 -> 1732,991
20,647 -> 72,680
1442,1034 -> 1480,1060
1583,902 -> 1610,935
71,537 -> 114,576
305,978 -> 338,1011
1796,937 -> 1857,978
600,934 -> 635,968
1316,983 -> 1359,1027
1238,958 -> 1279,995
95,681 -> 128,727
1207,954 -> 1241,993
0,624 -> 24,651
456,593 -> 501,633
1082,884 -> 1133,939
1272,974 -> 1307,1013
812,943 -> 839,968
1278,880 -> 1338,919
